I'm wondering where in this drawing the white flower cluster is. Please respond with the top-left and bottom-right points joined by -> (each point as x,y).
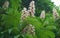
2,0 -> 9,10
40,10 -> 45,19
22,24 -> 35,36
28,1 -> 35,17
21,7 -> 29,20
53,8 -> 59,19
21,1 -> 35,20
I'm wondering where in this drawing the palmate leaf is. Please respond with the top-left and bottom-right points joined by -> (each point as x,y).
14,34 -> 20,38
24,33 -> 33,38
19,20 -> 29,31
25,17 -> 42,29
47,31 -> 55,38
24,33 -> 37,38
45,25 -> 56,30
10,0 -> 19,9
25,17 -> 55,38
1,7 -> 21,36
38,29 -> 55,38
35,28 -> 55,38
2,9 -> 20,29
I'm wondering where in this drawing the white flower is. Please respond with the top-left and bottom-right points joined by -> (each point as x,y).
27,10 -> 31,16
53,8 -> 59,19
29,24 -> 33,27
40,10 -> 45,19
32,1 -> 35,4
2,1 -> 9,10
29,1 -> 35,7
21,8 -> 27,20
23,7 -> 27,11
22,24 -> 35,35
28,1 -> 35,17
32,26 -> 35,29
21,7 -> 30,20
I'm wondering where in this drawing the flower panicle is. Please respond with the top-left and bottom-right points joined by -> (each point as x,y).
28,1 -> 35,17
22,24 -> 35,36
40,10 -> 45,19
53,8 -> 59,19
21,0 -> 35,20
2,0 -> 9,10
